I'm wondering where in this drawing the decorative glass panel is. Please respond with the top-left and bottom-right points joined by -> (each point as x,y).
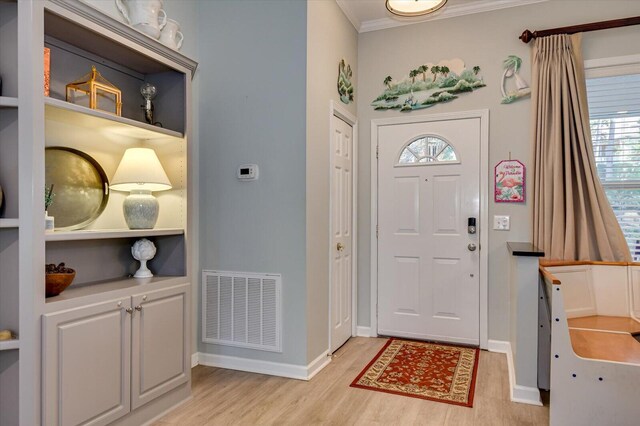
398,136 -> 458,164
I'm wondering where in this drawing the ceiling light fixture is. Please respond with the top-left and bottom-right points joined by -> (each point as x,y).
385,0 -> 448,17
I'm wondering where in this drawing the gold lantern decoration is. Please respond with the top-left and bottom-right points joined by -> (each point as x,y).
65,66 -> 122,116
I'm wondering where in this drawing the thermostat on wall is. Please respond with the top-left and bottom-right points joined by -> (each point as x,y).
237,164 -> 259,180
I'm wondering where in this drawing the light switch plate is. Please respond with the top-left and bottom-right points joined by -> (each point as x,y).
493,215 -> 510,230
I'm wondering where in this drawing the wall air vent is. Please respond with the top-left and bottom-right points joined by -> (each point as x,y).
202,270 -> 282,352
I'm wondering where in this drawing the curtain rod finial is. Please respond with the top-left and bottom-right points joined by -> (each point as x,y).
520,29 -> 534,43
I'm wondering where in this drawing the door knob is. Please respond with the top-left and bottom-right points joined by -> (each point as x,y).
337,242 -> 344,251
135,305 -> 142,311
468,243 -> 477,252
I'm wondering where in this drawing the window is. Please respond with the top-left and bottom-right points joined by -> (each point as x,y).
398,136 -> 458,165
586,72 -> 640,260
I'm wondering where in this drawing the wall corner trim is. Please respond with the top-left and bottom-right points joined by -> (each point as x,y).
488,340 -> 542,406
196,351 -> 331,381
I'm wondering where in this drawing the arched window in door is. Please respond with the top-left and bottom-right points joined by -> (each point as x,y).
397,135 -> 459,165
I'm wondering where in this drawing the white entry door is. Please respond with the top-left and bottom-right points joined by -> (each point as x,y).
330,115 -> 353,353
377,117 -> 480,345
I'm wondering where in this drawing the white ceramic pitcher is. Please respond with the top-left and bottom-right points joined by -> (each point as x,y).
159,19 -> 183,50
116,0 -> 167,39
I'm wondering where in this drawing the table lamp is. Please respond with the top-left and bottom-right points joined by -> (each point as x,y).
110,147 -> 171,229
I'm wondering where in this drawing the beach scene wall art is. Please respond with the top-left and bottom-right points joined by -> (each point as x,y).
372,58 -> 485,112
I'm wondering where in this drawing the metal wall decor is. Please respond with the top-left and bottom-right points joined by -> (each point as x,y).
372,58 -> 485,112
338,59 -> 354,104
66,66 -> 122,116
501,55 -> 530,104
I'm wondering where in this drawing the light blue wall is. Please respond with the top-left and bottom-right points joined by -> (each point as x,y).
197,0 -> 308,365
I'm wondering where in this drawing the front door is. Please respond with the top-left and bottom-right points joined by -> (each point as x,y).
330,115 -> 353,353
377,117 -> 480,345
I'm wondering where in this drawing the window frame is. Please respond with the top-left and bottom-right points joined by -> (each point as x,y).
585,55 -> 640,259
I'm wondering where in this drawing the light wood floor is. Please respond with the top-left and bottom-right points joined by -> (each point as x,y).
154,337 -> 549,425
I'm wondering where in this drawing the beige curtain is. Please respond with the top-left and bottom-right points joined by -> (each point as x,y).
531,33 -> 631,262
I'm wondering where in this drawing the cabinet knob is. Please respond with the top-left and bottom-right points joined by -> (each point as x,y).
135,305 -> 143,311
125,307 -> 133,314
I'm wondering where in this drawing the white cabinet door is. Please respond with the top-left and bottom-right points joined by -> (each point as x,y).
43,298 -> 131,426
131,283 -> 189,410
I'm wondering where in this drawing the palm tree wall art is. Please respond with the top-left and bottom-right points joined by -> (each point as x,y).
337,59 -> 354,104
372,58 -> 486,112
501,55 -> 531,104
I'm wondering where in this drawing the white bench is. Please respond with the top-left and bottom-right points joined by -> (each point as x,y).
540,261 -> 640,426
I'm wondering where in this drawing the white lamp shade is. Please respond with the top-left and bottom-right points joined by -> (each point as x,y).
386,0 -> 448,17
110,147 -> 172,192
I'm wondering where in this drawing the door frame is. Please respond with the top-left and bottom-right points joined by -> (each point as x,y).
328,100 -> 358,353
370,109 -> 489,349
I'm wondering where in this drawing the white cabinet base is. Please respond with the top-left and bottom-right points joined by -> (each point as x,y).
43,283 -> 190,426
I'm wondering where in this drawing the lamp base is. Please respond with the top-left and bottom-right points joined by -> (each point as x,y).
123,190 -> 159,229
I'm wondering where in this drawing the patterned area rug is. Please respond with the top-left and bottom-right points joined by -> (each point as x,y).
350,338 -> 480,407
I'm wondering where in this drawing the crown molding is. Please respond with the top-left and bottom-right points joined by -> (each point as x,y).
336,0 -> 362,32
337,0 -> 549,34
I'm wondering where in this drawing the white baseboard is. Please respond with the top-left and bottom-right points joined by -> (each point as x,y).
487,339 -> 511,354
191,352 -> 199,368
196,351 -> 331,381
307,350 -> 332,380
487,340 -> 542,406
356,326 -> 374,337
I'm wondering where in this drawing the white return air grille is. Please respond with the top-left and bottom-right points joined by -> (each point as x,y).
202,270 -> 282,352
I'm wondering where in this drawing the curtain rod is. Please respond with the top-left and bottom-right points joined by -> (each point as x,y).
519,16 -> 640,43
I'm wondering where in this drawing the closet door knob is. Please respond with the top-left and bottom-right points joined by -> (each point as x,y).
125,308 -> 133,314
135,305 -> 142,311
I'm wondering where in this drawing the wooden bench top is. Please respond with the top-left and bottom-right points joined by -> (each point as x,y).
569,329 -> 640,365
568,315 -> 640,334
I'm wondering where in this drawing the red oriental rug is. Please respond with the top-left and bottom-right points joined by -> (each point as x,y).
350,338 -> 480,407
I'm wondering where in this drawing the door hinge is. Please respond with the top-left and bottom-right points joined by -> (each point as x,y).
376,225 -> 379,238
376,145 -> 379,159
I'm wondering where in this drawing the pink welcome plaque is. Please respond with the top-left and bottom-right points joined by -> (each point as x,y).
495,160 -> 525,203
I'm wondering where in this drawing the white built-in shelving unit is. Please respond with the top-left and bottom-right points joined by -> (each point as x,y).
0,96 -> 18,108
0,0 -> 198,424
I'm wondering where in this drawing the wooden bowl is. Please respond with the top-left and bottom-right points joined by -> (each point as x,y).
46,271 -> 76,297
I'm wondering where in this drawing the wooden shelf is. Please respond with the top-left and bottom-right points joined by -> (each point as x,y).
0,96 -> 18,108
0,339 -> 19,351
45,97 -> 183,141
0,219 -> 19,228
45,227 -> 184,242
44,275 -> 188,312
